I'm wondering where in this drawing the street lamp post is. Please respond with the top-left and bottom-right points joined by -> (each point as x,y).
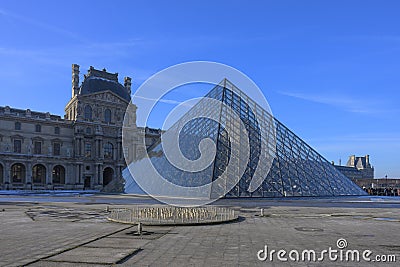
385,175 -> 388,196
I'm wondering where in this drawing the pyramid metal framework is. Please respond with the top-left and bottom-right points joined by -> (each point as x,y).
133,79 -> 366,198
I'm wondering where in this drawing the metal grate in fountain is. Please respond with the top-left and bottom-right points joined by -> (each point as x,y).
107,206 -> 237,225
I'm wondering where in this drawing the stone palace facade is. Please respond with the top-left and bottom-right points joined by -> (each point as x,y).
0,64 -> 160,190
334,155 -> 375,181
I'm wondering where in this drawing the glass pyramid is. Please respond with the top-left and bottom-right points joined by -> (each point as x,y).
125,79 -> 366,198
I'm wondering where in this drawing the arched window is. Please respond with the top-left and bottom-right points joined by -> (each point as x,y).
52,165 -> 65,184
32,164 -> 46,184
84,105 -> 92,120
104,142 -> 113,159
11,163 -> 25,184
86,127 -> 92,135
104,109 -> 111,123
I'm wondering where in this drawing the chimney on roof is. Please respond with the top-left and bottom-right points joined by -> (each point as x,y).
72,64 -> 80,98
124,76 -> 132,96
348,155 -> 355,167
365,154 -> 370,166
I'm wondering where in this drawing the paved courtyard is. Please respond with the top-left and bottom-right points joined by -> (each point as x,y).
0,194 -> 399,266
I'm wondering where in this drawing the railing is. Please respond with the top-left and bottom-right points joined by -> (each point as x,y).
108,206 -> 237,225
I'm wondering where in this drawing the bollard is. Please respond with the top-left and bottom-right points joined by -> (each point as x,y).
260,208 -> 264,217
137,222 -> 143,235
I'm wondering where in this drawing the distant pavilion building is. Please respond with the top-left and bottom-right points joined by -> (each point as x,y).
334,155 -> 375,181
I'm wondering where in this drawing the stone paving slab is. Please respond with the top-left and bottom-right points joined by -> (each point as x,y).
29,260 -> 107,267
0,203 -> 133,267
45,247 -> 140,265
83,236 -> 149,249
0,214 -> 129,266
109,226 -> 172,240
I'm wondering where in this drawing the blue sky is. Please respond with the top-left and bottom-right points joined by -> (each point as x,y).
0,0 -> 399,178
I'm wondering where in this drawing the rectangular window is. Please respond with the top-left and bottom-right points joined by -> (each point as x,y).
104,109 -> 112,123
53,143 -> 61,156
15,122 -> 21,130
55,127 -> 60,135
13,139 -> 22,153
103,143 -> 113,159
85,143 -> 92,158
34,141 -> 42,154
35,124 -> 41,132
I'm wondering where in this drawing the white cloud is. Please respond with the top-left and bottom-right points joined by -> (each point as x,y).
133,95 -> 195,107
279,91 -> 354,106
0,8 -> 85,42
277,90 -> 394,115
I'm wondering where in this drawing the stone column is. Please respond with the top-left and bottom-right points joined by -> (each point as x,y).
117,166 -> 122,179
3,162 -> 10,190
26,162 -> 32,184
26,162 -> 32,190
75,164 -> 81,183
94,163 -> 103,190
4,162 -> 10,184
81,139 -> 85,157
117,141 -> 123,161
113,142 -> 116,161
95,138 -> 102,158
96,164 -> 100,184
99,139 -> 103,159
95,139 -> 99,158
75,137 -> 81,157
65,164 -> 70,188
99,165 -> 104,185
46,163 -> 52,188
80,164 -> 84,184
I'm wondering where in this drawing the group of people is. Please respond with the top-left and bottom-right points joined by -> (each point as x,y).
363,187 -> 400,196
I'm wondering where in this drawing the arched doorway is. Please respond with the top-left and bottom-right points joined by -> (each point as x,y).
11,163 -> 25,184
52,165 -> 65,184
32,164 -> 46,184
103,167 -> 114,186
0,163 -> 3,184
